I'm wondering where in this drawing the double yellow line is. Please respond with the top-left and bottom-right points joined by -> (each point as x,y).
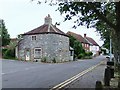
50,61 -> 105,90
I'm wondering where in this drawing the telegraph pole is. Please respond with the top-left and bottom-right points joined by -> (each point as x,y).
110,36 -> 112,61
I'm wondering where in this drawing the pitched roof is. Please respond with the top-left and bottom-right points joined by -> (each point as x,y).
86,37 -> 99,46
66,31 -> 89,44
23,14 -> 67,37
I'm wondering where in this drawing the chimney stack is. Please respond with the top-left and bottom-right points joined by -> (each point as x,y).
84,34 -> 86,37
44,14 -> 52,25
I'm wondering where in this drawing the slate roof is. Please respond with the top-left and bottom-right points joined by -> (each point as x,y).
23,14 -> 67,37
66,31 -> 89,44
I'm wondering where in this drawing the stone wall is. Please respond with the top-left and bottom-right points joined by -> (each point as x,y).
18,33 -> 70,62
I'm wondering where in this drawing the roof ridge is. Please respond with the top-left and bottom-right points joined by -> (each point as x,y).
48,24 -> 50,32
50,24 -> 57,32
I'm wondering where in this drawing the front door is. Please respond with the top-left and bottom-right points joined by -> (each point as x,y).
25,49 -> 30,61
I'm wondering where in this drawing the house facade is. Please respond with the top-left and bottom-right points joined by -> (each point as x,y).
84,34 -> 100,56
67,31 -> 90,51
67,31 -> 100,56
16,14 -> 71,62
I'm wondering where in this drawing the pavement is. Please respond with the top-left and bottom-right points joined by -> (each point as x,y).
62,59 -> 107,89
62,59 -> 119,90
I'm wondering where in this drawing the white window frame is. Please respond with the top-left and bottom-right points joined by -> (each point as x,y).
34,48 -> 42,58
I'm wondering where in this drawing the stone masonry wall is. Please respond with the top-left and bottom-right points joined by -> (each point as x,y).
18,33 -> 70,62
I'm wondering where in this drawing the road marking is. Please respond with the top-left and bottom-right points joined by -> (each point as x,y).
50,61 -> 105,90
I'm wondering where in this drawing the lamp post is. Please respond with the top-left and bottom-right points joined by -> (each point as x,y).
110,36 -> 112,61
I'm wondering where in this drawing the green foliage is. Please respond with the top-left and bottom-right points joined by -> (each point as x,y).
58,2 -> 116,29
41,57 -> 47,62
73,40 -> 84,57
69,35 -> 76,48
56,2 -> 120,62
0,19 -> 10,46
78,52 -> 93,59
85,52 -> 93,56
69,35 -> 84,58
2,40 -> 16,59
17,34 -> 23,40
69,35 -> 93,59
57,2 -> 120,62
78,53 -> 85,59
52,58 -> 56,63
3,48 -> 15,59
2,48 -> 7,57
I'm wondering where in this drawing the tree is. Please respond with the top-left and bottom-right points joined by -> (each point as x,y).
58,2 -> 120,87
57,2 -> 120,60
69,35 -> 76,48
32,1 -> 120,59
73,40 -> 85,57
0,19 -> 10,46
69,35 -> 84,58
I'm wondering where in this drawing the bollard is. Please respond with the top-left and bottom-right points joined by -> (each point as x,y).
118,80 -> 120,89
110,68 -> 114,78
95,81 -> 103,90
104,67 -> 111,86
107,61 -> 114,78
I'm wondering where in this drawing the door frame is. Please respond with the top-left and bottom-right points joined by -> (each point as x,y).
25,48 -> 30,61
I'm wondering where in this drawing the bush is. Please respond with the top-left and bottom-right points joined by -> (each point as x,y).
78,53 -> 85,59
41,57 -> 47,62
52,58 -> 56,63
3,48 -> 15,59
77,52 -> 93,59
2,48 -> 8,57
85,52 -> 93,56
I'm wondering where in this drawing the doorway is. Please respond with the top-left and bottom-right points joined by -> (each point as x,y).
25,49 -> 30,61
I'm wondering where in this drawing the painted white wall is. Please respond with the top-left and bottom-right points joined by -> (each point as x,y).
15,46 -> 18,58
90,45 -> 99,56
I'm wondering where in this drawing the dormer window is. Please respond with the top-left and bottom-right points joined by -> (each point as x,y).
32,35 -> 36,40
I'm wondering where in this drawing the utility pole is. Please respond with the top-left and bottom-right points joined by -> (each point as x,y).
110,36 -> 112,61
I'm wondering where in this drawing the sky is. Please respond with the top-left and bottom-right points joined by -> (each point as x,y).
0,0 -> 104,46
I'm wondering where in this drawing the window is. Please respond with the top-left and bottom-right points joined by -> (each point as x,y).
34,48 -> 42,58
87,44 -> 89,47
32,36 -> 36,40
86,44 -> 88,47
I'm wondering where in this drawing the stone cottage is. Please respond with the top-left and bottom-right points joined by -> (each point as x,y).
16,14 -> 72,62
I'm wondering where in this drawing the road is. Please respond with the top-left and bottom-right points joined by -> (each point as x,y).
2,55 -> 106,88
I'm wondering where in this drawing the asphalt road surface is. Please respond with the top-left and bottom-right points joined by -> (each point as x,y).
2,55 -> 106,88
